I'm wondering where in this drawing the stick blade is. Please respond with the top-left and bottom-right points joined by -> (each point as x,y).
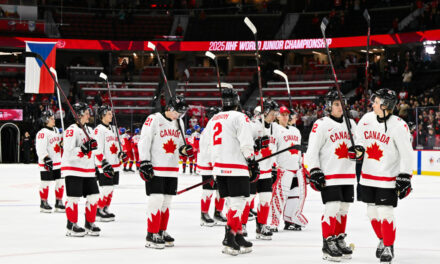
363,9 -> 370,23
244,17 -> 257,34
218,82 -> 233,89
49,67 -> 57,75
205,51 -> 216,60
184,69 -> 190,79
147,41 -> 156,50
99,72 -> 108,80
274,69 -> 287,80
320,18 -> 329,33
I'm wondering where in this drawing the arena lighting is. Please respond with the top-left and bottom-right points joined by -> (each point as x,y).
276,52 -> 282,56
423,40 -> 438,55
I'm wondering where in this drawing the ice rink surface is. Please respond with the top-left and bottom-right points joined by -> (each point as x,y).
0,164 -> 439,264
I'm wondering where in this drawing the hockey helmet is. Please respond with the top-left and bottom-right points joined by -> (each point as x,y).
119,127 -> 126,134
200,127 -> 204,133
279,106 -> 291,114
194,124 -> 201,131
72,102 -> 91,117
97,104 -> 112,120
58,128 -> 63,133
371,88 -> 398,111
325,88 -> 346,110
186,129 -> 192,135
167,95 -> 188,114
221,87 -> 240,109
207,106 -> 221,119
134,128 -> 140,134
40,109 -> 54,124
262,98 -> 279,115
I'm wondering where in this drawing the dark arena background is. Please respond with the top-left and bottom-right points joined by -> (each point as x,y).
0,0 -> 440,263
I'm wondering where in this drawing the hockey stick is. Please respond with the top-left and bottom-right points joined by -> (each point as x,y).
363,9 -> 371,114
49,68 -> 65,133
177,177 -> 213,195
177,144 -> 305,195
184,68 -> 190,127
244,17 -> 265,129
274,69 -> 292,110
23,52 -> 91,140
99,72 -> 124,151
148,42 -> 189,149
320,18 -> 355,147
205,51 -> 223,94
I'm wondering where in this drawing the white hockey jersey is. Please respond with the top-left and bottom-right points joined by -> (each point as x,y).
272,123 -> 302,171
93,124 -> 121,173
251,120 -> 277,179
356,112 -> 414,188
132,134 -> 140,147
208,110 -> 254,177
35,126 -> 62,172
196,120 -> 214,175
61,124 -> 96,178
139,112 -> 185,177
304,116 -> 357,186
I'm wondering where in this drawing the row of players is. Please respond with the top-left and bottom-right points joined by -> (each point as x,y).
34,85 -> 412,264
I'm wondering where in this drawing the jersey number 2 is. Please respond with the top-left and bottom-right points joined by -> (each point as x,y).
213,123 -> 222,145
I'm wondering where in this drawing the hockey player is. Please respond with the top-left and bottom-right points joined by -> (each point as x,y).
35,110 -> 65,213
139,95 -> 192,249
243,98 -> 278,240
356,89 -> 413,264
304,90 -> 363,261
180,129 -> 192,175
197,106 -> 227,227
191,124 -> 201,173
62,102 -> 100,237
206,87 -> 259,255
271,106 -> 307,232
132,128 -> 140,170
122,128 -> 135,172
93,105 -> 123,222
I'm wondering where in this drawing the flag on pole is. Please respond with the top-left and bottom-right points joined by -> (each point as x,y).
25,41 -> 57,94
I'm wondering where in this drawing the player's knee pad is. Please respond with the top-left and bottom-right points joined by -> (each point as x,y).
86,194 -> 99,205
162,195 -> 173,211
324,201 -> 341,217
227,196 -> 247,215
66,196 -> 80,204
201,189 -> 214,200
377,205 -> 394,222
367,203 -> 379,220
101,185 -> 113,196
258,192 -> 272,205
339,202 -> 350,216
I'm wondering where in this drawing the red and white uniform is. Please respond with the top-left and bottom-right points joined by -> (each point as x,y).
304,117 -> 357,186
356,112 -> 414,188
36,127 -> 62,172
191,131 -> 200,162
122,133 -> 134,161
139,112 -> 185,177
93,124 -> 121,173
208,111 -> 254,177
271,123 -> 307,228
251,120 -> 276,179
61,124 -> 96,177
132,134 -> 140,167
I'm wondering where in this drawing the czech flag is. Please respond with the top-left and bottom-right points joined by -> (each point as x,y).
25,41 -> 57,94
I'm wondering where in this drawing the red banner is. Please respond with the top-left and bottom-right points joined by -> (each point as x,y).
0,29 -> 439,52
0,109 -> 23,121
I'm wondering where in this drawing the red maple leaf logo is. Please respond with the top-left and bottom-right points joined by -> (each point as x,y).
366,142 -> 383,161
77,151 -> 92,159
53,144 -> 61,153
163,139 -> 177,154
334,142 -> 349,159
260,147 -> 272,158
289,143 -> 299,155
109,143 -> 118,154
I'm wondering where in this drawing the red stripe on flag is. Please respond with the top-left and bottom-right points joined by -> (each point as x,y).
38,48 -> 56,94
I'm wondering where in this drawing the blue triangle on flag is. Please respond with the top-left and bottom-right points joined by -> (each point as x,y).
27,42 -> 56,68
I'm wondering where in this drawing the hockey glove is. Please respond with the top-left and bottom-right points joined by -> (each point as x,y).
348,145 -> 365,161
247,157 -> 260,183
254,136 -> 270,152
309,168 -> 325,192
396,173 -> 412,199
81,139 -> 98,155
139,160 -> 154,182
43,156 -> 53,172
118,151 -> 128,163
101,159 -> 114,179
179,145 -> 194,158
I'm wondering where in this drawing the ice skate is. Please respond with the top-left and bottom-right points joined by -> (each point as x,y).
222,226 -> 240,256
40,200 -> 52,213
380,245 -> 394,264
335,233 -> 352,259
54,199 -> 65,213
145,232 -> 165,249
103,206 -> 115,221
200,213 -> 215,227
96,208 -> 112,222
85,221 -> 101,236
159,230 -> 175,247
213,210 -> 227,225
66,220 -> 86,237
256,223 -> 273,240
242,224 -> 248,237
376,239 -> 385,258
322,236 -> 342,262
235,233 -> 252,254
284,221 -> 302,231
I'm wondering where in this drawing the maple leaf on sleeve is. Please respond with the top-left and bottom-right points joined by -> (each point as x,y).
260,147 -> 272,158
110,143 -> 118,154
366,142 -> 383,161
334,142 -> 349,159
163,139 -> 177,154
289,143 -> 299,155
53,144 -> 61,153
